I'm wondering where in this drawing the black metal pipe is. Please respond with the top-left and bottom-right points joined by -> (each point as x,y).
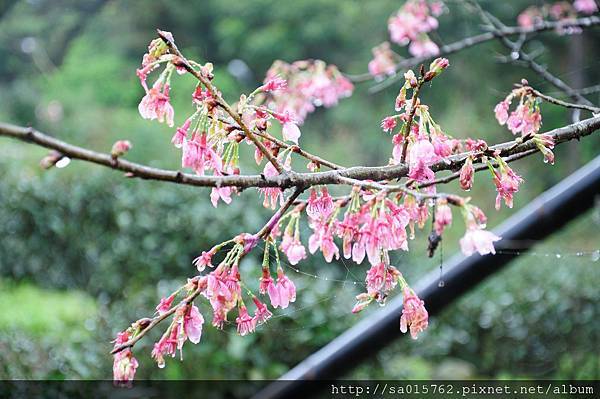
256,155 -> 600,399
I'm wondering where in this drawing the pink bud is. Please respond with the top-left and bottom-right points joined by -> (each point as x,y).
111,140 -> 132,158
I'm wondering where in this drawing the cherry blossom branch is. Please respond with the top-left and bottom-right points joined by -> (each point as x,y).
470,1 -> 596,108
110,284 -> 202,355
399,79 -> 423,163
1,116 -> 599,190
361,16 -> 600,92
110,187 -> 304,356
155,30 -> 284,174
208,105 -> 342,170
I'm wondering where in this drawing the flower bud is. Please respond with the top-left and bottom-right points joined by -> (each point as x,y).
111,140 -> 132,158
459,156 -> 474,191
404,70 -> 418,88
424,57 -> 449,81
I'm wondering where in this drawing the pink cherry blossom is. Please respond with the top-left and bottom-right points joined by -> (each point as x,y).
156,293 -> 176,315
236,305 -> 256,336
459,227 -> 501,256
259,268 -> 274,295
399,288 -> 429,339
267,269 -> 297,309
252,296 -> 273,325
260,60 -> 353,124
365,262 -> 401,298
494,100 -> 510,125
184,304 -> 204,344
151,324 -> 179,367
434,201 -> 452,235
506,103 -> 541,136
337,211 -> 362,259
459,156 -> 474,191
574,0 -> 598,14
282,121 -> 301,144
533,133 -> 555,164
381,116 -> 398,133
182,132 -> 222,176
368,42 -> 397,78
258,162 -> 284,209
138,81 -> 174,127
409,139 -> 440,167
306,187 -> 334,221
113,349 -> 139,383
280,231 -> 307,265
112,331 -> 139,383
409,38 -> 439,57
172,118 -> 192,148
431,132 -> 453,158
211,185 -> 233,208
261,75 -> 287,92
388,0 -> 442,57
493,163 -> 523,209
193,250 -> 213,271
308,220 -> 340,262
408,139 -> 439,183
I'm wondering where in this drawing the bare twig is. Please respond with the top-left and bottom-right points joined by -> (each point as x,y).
400,80 -> 423,164
526,86 -> 600,114
362,16 -> 600,92
469,1 -> 595,108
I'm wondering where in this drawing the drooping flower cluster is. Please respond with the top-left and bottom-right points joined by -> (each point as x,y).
400,287 -> 429,339
133,31 -> 355,210
112,331 -> 139,384
380,59 -> 455,189
368,42 -> 400,79
517,1 -> 597,33
489,157 -> 524,210
494,81 -> 556,164
388,0 -> 444,57
494,81 -> 542,136
459,203 -> 501,256
258,60 -> 354,125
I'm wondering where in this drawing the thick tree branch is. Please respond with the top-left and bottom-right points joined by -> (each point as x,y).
1,117 -> 599,190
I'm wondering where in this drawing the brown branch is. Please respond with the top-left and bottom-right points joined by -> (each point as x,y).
526,86 -> 600,114
400,80 -> 423,164
156,30 -> 284,174
363,16 -> 600,92
250,130 -> 343,170
110,285 -> 201,355
469,1 -> 595,108
1,116 -> 599,190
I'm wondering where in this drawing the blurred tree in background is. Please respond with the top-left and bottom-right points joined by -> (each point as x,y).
0,0 -> 598,380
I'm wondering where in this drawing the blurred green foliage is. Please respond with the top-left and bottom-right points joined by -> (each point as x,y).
0,0 -> 598,382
